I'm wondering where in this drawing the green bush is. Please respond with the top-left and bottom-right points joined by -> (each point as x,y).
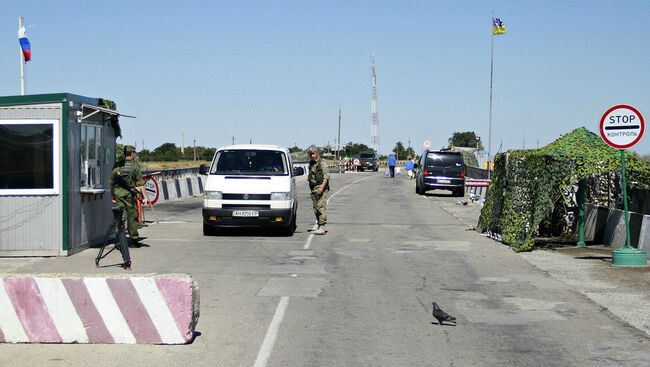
478,127 -> 650,251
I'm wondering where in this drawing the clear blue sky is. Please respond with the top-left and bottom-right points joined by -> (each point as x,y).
1,1 -> 649,156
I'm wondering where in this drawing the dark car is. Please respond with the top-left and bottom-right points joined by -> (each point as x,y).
415,150 -> 465,196
357,151 -> 379,172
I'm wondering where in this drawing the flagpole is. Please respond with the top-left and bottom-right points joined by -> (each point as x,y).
488,21 -> 494,179
337,105 -> 341,161
19,16 -> 25,96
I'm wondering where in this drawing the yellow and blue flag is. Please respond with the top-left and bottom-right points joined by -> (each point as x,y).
492,17 -> 507,35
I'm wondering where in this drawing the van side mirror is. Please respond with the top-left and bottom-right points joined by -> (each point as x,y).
293,166 -> 305,176
199,164 -> 209,175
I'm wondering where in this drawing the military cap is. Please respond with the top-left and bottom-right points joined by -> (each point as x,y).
124,145 -> 137,155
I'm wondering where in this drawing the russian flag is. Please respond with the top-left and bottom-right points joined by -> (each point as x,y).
18,26 -> 31,62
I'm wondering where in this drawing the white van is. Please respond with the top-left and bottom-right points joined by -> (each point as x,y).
199,145 -> 304,235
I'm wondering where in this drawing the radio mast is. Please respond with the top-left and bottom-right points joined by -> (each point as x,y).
370,55 -> 380,152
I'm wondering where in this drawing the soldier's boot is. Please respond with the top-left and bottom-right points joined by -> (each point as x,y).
314,225 -> 326,235
129,237 -> 142,248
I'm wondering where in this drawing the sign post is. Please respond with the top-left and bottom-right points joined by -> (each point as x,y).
599,104 -> 646,267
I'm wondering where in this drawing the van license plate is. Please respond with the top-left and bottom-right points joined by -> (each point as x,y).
438,179 -> 451,184
233,210 -> 259,217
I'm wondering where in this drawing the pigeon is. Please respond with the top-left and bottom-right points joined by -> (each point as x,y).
432,302 -> 456,325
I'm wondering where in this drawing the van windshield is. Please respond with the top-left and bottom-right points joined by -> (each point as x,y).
359,153 -> 375,159
211,150 -> 288,175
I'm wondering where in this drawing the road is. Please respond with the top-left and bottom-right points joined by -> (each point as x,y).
1,172 -> 649,366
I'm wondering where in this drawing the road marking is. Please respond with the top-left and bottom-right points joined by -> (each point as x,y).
254,175 -> 372,366
303,230 -> 316,250
327,176 -> 373,204
303,176 -> 373,251
253,296 -> 290,367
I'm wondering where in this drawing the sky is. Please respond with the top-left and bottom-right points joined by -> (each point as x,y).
1,1 -> 649,156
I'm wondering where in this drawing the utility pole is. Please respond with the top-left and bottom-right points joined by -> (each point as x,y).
337,106 -> 342,161
193,138 -> 197,161
181,133 -> 185,156
370,55 -> 380,152
232,136 -> 235,145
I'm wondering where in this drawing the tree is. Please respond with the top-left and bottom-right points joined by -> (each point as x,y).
642,155 -> 650,164
289,145 -> 303,153
153,143 -> 180,162
393,141 -> 405,160
448,131 -> 483,150
344,142 -> 372,156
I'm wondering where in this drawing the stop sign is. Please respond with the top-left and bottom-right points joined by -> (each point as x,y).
143,176 -> 159,205
599,104 -> 645,149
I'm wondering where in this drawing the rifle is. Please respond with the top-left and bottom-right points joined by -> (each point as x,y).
113,170 -> 140,198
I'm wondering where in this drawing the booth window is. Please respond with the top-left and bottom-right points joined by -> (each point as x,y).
0,119 -> 60,195
80,124 -> 104,188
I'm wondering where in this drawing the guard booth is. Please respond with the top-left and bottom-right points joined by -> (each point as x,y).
0,93 -> 134,256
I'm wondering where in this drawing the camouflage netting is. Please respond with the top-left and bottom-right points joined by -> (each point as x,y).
478,127 -> 650,252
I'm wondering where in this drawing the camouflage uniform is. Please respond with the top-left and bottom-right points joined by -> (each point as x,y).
308,157 -> 330,230
109,146 -> 144,240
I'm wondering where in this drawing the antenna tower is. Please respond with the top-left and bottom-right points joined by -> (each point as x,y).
370,56 -> 380,151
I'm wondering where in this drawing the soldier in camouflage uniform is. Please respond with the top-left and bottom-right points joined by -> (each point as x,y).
308,148 -> 330,235
110,145 -> 147,246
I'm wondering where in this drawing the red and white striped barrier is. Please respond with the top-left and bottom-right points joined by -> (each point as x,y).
0,274 -> 199,344
465,178 -> 491,187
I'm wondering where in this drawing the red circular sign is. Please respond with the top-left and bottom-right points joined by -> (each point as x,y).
143,176 -> 159,205
599,104 -> 645,149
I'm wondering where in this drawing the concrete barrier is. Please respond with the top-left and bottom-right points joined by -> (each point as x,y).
585,204 -> 650,258
0,274 -> 199,344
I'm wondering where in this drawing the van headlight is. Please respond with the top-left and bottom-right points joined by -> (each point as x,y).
270,192 -> 290,200
204,191 -> 222,200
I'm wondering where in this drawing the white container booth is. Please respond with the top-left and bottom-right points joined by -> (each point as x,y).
0,93 -> 134,256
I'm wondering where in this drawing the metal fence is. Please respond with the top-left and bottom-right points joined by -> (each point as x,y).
466,166 -> 489,179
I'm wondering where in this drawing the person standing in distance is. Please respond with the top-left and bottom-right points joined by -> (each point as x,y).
110,145 -> 148,247
405,155 -> 415,179
308,148 -> 329,235
388,153 -> 397,178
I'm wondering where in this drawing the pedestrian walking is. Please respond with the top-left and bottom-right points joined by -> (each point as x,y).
308,148 -> 329,235
405,155 -> 415,179
110,145 -> 148,247
388,153 -> 397,178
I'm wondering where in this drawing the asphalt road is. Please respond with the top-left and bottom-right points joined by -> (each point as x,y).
1,172 -> 650,366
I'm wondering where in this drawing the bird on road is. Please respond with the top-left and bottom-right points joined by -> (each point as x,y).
432,302 -> 456,325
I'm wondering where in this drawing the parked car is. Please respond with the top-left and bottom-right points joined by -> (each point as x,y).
199,145 -> 304,235
357,151 -> 379,172
415,150 -> 465,196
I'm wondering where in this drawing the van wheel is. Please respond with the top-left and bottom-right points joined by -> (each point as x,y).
203,223 -> 217,236
281,215 -> 296,236
416,184 -> 423,195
